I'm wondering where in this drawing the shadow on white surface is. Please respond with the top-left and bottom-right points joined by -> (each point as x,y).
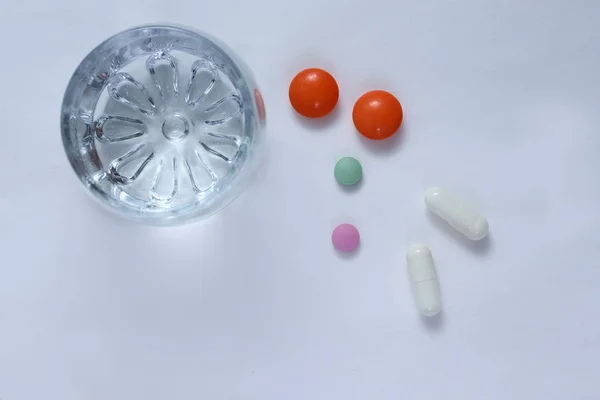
425,210 -> 494,257
357,125 -> 405,156
334,244 -> 361,260
338,174 -> 364,194
291,105 -> 341,131
420,312 -> 444,332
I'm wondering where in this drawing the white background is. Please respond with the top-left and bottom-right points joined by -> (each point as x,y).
1,0 -> 600,399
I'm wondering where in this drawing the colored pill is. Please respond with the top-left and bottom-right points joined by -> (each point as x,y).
289,68 -> 339,118
332,224 -> 360,252
352,90 -> 403,140
406,244 -> 441,317
424,187 -> 489,241
334,157 -> 362,186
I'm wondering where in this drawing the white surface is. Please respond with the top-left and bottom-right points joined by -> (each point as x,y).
1,0 -> 600,399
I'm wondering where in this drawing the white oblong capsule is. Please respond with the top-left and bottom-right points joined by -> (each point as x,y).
407,244 -> 441,317
424,187 -> 489,241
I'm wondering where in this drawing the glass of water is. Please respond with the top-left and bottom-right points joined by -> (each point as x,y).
61,25 -> 265,225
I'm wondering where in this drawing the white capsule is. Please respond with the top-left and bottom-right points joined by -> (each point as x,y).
424,187 -> 489,241
406,244 -> 441,317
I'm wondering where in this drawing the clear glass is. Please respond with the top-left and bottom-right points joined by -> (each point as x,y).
61,25 -> 265,225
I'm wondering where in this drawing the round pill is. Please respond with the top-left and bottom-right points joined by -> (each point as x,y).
352,90 -> 403,140
332,224 -> 360,252
334,157 -> 362,186
289,68 -> 339,118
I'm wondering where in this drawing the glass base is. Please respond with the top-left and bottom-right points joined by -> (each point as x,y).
61,25 -> 265,224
